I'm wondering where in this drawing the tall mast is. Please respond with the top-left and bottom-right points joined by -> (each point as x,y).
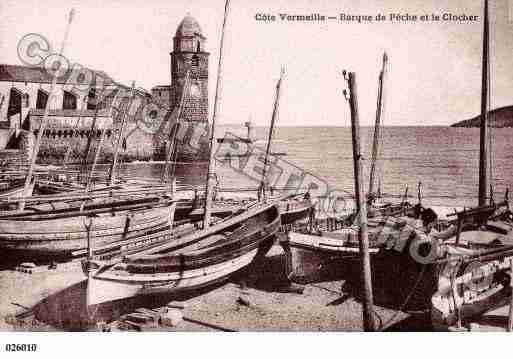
478,0 -> 489,207
368,52 -> 388,196
19,9 -> 75,211
260,68 -> 285,202
109,82 -> 135,186
345,71 -> 376,332
203,0 -> 231,228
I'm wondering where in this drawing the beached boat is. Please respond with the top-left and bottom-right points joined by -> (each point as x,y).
428,0 -> 513,329
285,53 -> 417,283
0,196 -> 177,258
285,207 -> 432,282
431,245 -> 513,330
428,202 -> 513,329
84,201 -> 280,305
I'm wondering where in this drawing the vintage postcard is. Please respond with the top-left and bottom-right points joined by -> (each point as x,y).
0,0 -> 512,356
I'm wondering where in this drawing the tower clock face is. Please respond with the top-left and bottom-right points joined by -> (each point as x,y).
189,83 -> 200,98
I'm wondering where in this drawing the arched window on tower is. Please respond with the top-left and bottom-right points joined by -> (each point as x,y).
63,91 -> 77,110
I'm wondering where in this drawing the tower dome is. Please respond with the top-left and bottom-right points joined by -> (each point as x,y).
175,14 -> 202,37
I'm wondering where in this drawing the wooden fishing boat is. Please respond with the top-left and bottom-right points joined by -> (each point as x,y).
285,53 -> 418,284
0,196 -> 177,258
431,247 -> 513,331
284,215 -> 403,283
428,0 -> 513,328
84,201 -> 280,305
2,181 -> 242,225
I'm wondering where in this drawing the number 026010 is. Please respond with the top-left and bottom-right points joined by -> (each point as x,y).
5,344 -> 37,352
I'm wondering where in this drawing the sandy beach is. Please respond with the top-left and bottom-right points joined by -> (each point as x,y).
0,244 -> 427,332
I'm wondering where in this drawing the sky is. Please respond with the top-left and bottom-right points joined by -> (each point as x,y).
1,0 -> 513,127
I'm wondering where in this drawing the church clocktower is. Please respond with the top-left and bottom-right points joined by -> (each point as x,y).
170,14 -> 209,122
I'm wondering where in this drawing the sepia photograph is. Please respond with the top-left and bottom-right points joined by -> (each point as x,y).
0,0 -> 513,352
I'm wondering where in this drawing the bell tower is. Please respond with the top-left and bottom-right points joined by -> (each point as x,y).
170,14 -> 209,122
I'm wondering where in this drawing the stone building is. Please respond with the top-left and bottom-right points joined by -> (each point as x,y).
151,14 -> 210,162
0,64 -> 128,164
0,14 -> 210,165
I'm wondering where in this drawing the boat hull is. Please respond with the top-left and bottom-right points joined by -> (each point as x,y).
0,205 -> 176,257
286,231 -> 378,284
86,247 -> 262,305
280,199 -> 313,225
431,256 -> 513,330
87,202 -> 280,305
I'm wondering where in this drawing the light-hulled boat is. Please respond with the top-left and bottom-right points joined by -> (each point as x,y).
0,196 -> 177,258
429,0 -> 513,329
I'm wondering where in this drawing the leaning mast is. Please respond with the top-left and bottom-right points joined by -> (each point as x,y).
203,0 -> 231,228
368,52 -> 388,196
260,68 -> 285,202
19,9 -> 75,211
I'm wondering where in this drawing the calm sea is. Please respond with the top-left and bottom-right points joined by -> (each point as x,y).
115,125 -> 513,209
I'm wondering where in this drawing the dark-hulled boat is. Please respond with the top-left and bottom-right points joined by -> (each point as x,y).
278,194 -> 313,226
84,201 -> 280,305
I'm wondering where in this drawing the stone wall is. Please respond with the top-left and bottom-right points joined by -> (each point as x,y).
32,121 -> 209,164
170,52 -> 209,123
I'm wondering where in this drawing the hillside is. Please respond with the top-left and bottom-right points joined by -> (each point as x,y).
451,105 -> 513,128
